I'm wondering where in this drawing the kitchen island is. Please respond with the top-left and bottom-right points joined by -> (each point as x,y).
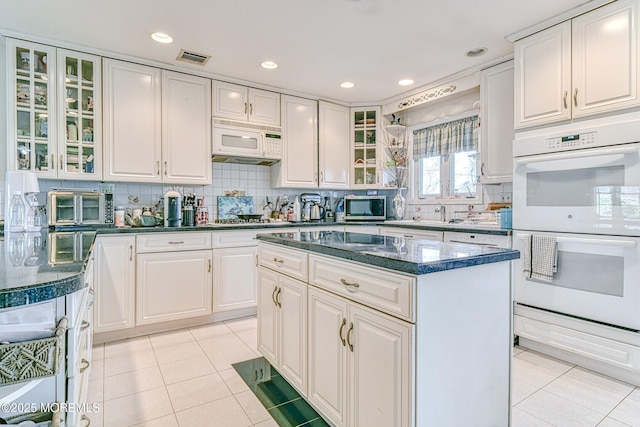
256,230 -> 519,427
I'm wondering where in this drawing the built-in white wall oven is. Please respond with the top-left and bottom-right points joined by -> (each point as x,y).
513,111 -> 640,386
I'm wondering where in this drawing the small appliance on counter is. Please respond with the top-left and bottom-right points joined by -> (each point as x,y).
47,188 -> 113,227
164,190 -> 182,227
300,193 -> 323,222
344,195 -> 386,221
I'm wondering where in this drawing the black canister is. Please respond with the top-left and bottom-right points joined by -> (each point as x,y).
183,206 -> 195,226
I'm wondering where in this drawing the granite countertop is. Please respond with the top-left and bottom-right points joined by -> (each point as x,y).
257,230 -> 520,275
0,230 -> 94,309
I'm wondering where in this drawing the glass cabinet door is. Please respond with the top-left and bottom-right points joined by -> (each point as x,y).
352,108 -> 380,188
58,49 -> 101,180
9,39 -> 57,177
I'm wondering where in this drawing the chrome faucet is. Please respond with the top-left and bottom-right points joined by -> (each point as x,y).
435,202 -> 446,222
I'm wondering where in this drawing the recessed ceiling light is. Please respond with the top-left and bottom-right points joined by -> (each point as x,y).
340,81 -> 355,89
261,61 -> 278,69
151,32 -> 174,44
398,79 -> 414,86
466,47 -> 487,57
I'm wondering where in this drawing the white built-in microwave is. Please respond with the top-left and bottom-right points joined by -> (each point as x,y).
212,119 -> 282,162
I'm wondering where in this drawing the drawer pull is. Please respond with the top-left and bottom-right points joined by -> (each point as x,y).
81,414 -> 91,426
340,278 -> 360,288
79,358 -> 90,373
80,320 -> 91,331
129,245 -> 133,261
87,288 -> 95,307
168,241 -> 185,245
339,318 -> 347,346
346,322 -> 354,352
275,287 -> 282,308
273,257 -> 284,265
403,234 -> 414,238
272,286 -> 278,306
208,259 -> 212,273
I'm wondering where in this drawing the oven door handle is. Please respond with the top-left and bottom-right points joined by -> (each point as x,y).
515,146 -> 637,168
515,234 -> 636,248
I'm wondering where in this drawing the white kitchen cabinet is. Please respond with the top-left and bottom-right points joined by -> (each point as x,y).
257,267 -> 307,394
480,61 -> 514,183
351,107 -> 382,189
379,227 -> 443,241
515,0 -> 639,128
93,235 -> 136,333
272,95 -> 318,188
514,23 -> 571,128
213,246 -> 258,312
103,59 -> 162,182
6,39 -> 102,180
212,80 -> 280,125
103,60 -> 211,184
162,70 -> 212,184
136,249 -> 213,324
308,286 -> 413,427
319,101 -> 350,188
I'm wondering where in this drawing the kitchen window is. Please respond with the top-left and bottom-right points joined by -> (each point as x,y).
413,115 -> 480,200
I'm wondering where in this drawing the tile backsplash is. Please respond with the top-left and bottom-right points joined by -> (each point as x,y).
1,164 -> 511,222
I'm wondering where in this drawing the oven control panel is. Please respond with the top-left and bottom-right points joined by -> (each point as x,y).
547,131 -> 596,150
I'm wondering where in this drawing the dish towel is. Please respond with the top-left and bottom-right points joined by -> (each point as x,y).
523,234 -> 558,282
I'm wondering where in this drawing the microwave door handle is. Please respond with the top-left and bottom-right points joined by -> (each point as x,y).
516,146 -> 636,168
515,234 -> 636,248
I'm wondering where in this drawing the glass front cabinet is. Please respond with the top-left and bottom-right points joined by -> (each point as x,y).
351,107 -> 382,188
7,38 -> 101,180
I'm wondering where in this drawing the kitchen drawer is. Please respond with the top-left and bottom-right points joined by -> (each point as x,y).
66,287 -> 88,328
136,232 -> 212,253
380,227 -> 443,241
212,229 -> 259,247
258,243 -> 308,282
444,231 -> 511,249
309,254 -> 415,322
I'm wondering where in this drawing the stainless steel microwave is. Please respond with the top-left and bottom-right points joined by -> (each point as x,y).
344,195 -> 386,221
48,190 -> 114,226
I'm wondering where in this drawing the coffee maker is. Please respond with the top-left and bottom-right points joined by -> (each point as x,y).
163,190 -> 182,227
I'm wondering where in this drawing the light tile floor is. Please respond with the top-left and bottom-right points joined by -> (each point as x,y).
88,317 -> 640,427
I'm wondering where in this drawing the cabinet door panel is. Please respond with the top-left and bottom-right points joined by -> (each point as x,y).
308,287 -> 349,427
273,95 -> 318,187
480,61 -> 514,183
249,89 -> 280,125
319,101 -> 350,189
103,59 -> 162,182
572,0 -> 639,116
213,246 -> 258,312
136,250 -> 212,324
514,23 -> 571,128
278,276 -> 308,395
349,304 -> 413,427
94,236 -> 135,332
162,71 -> 211,184
257,267 -> 279,365
212,81 -> 247,121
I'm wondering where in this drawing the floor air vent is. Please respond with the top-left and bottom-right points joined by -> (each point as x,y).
176,49 -> 211,66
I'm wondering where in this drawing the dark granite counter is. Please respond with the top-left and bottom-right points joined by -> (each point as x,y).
257,230 -> 519,275
0,230 -> 94,309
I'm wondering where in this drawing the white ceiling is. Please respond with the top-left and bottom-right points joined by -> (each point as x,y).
1,0 -> 593,104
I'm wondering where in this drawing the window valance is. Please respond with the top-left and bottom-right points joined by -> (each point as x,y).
412,115 -> 479,159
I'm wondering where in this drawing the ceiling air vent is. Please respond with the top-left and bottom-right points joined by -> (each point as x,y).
176,49 -> 211,66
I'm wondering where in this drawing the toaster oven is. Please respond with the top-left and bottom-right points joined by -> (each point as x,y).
48,190 -> 114,227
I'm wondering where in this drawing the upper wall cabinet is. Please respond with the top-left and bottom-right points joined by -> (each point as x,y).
351,107 -> 382,189
103,59 -> 211,184
318,101 -> 350,189
515,0 -> 639,129
212,80 -> 280,126
272,95 -> 318,188
480,61 -> 514,184
7,39 -> 102,180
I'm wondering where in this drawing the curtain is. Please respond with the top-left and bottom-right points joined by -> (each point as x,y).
413,115 -> 479,159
